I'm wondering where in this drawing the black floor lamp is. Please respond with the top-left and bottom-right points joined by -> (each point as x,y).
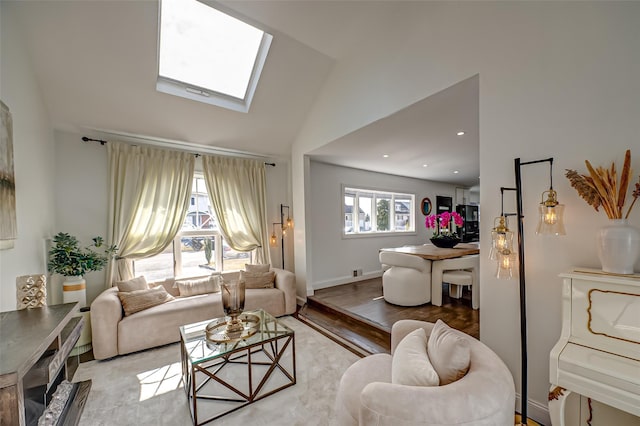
270,204 -> 292,269
490,157 -> 566,426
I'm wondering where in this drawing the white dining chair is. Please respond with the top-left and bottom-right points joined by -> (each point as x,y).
443,269 -> 479,309
431,254 -> 479,308
379,251 -> 432,306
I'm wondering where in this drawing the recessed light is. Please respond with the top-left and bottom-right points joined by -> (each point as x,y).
383,154 -> 389,158
453,170 -> 460,174
456,131 -> 465,136
422,164 -> 428,168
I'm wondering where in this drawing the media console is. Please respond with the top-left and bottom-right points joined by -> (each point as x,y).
0,303 -> 91,426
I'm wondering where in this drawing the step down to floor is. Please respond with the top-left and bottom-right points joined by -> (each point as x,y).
307,295 -> 391,334
297,296 -> 391,355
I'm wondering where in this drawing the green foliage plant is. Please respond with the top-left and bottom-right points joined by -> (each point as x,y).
48,232 -> 118,277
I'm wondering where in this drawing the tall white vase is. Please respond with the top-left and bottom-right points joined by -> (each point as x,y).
62,275 -> 87,308
596,219 -> 640,274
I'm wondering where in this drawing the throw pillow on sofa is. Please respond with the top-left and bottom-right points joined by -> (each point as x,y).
176,274 -> 221,297
149,278 -> 180,297
245,263 -> 271,273
240,270 -> 275,289
427,319 -> 471,385
118,286 -> 174,316
392,328 -> 440,386
116,276 -> 148,292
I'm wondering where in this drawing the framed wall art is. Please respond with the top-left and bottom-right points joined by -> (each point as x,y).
1,100 -> 17,250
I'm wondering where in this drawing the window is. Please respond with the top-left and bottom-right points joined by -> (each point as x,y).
157,0 -> 273,112
343,187 -> 415,235
134,176 -> 252,281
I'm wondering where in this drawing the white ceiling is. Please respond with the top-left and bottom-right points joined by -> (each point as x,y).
8,0 -> 479,186
308,75 -> 479,186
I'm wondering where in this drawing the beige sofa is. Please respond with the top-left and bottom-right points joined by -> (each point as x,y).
91,268 -> 296,360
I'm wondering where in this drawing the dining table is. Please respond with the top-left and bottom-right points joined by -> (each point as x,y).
380,243 -> 480,306
380,243 -> 479,260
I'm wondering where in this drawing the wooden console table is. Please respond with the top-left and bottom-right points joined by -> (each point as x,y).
0,303 -> 91,426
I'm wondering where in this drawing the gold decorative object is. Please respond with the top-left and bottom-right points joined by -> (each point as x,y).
205,313 -> 260,343
208,279 -> 254,342
16,274 -> 47,309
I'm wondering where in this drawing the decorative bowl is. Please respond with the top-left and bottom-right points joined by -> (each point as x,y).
430,237 -> 461,249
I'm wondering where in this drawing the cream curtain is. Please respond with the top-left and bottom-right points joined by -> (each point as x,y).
202,156 -> 270,264
106,141 -> 195,286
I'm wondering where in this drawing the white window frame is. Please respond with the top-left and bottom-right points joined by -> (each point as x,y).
156,0 -> 273,113
133,174 -> 253,281
343,186 -> 416,237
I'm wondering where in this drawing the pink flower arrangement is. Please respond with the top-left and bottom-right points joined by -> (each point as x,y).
425,212 -> 464,238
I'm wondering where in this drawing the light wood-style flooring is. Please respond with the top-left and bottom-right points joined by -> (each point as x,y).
296,277 -> 479,355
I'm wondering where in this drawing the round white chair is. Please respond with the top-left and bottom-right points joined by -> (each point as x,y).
379,251 -> 432,306
335,319 -> 515,425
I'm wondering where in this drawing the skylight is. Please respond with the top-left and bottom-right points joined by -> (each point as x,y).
157,0 -> 272,112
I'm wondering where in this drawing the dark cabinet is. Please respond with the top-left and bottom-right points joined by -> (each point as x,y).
456,204 -> 479,242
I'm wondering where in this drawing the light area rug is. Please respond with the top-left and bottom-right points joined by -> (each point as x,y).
74,316 -> 360,425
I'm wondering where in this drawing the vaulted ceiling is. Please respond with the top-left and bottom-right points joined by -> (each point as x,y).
8,0 -> 479,186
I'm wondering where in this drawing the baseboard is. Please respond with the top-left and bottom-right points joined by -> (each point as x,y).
516,393 -> 550,426
312,271 -> 383,290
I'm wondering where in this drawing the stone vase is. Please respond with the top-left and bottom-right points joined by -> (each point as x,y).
596,219 -> 640,274
16,274 -> 47,309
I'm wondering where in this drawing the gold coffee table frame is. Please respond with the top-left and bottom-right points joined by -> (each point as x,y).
179,309 -> 296,425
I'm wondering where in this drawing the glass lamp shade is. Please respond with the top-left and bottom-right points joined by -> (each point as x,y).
269,233 -> 277,247
496,249 -> 517,280
490,230 -> 514,260
536,204 -> 566,235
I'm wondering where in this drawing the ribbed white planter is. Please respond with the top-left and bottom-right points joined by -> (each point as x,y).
596,219 -> 640,274
62,275 -> 87,308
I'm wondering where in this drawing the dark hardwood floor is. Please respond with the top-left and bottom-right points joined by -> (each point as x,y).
296,277 -> 479,356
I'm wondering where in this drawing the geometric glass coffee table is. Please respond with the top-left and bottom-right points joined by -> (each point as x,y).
179,309 -> 296,425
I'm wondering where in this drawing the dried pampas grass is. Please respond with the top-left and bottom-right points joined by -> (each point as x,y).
565,149 -> 640,219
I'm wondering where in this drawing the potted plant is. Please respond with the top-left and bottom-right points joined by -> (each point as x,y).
48,232 -> 117,307
425,211 -> 464,248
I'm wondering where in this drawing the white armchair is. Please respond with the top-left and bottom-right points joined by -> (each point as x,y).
379,251 -> 431,306
335,319 -> 515,426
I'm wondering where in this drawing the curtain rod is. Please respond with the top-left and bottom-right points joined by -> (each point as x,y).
81,136 -> 276,166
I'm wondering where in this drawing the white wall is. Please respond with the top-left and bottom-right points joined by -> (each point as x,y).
0,3 -> 56,312
292,2 -> 640,424
52,131 -> 109,305
309,161 -> 457,288
52,130 -> 293,305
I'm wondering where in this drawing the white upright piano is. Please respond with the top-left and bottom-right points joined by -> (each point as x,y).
549,269 -> 640,425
